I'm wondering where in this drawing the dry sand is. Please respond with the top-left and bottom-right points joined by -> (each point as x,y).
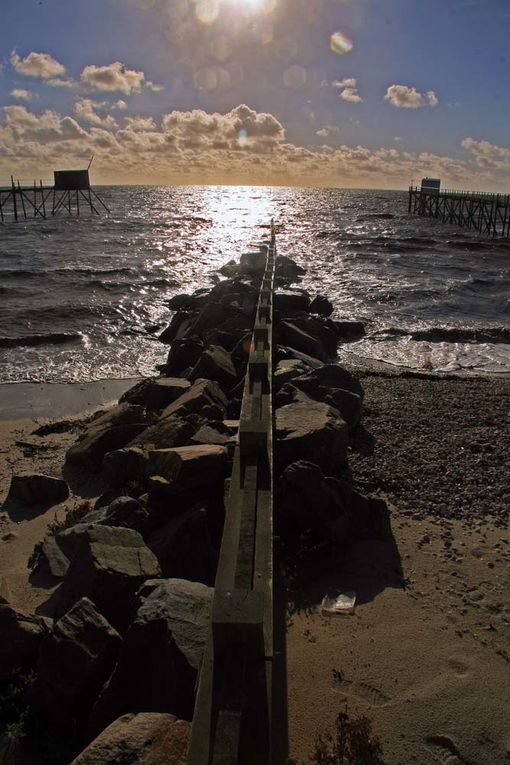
287,371 -> 510,765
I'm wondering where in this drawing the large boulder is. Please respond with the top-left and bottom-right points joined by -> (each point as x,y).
129,415 -> 196,451
287,316 -> 339,357
4,473 -> 69,507
122,378 -> 192,410
66,404 -> 148,467
53,524 -> 161,631
288,366 -> 364,431
147,506 -> 217,583
164,336 -> 204,376
275,255 -> 306,281
102,447 -> 148,489
89,579 -> 213,734
159,312 -> 196,344
275,401 -> 348,475
160,379 -> 227,421
0,604 -> 47,682
273,359 -> 313,392
190,301 -> 227,337
34,598 -> 120,727
71,713 -> 190,765
276,321 -> 328,362
147,445 -> 227,496
83,497 -> 151,536
189,345 -> 238,389
292,364 -> 364,400
309,294 -> 334,317
274,290 -> 310,314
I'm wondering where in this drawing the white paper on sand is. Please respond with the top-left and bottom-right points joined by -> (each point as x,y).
321,591 -> 356,616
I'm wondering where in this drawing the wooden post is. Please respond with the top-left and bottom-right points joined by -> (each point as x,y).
11,176 -> 18,221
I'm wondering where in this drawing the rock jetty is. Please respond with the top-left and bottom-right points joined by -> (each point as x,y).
1,241 -> 388,764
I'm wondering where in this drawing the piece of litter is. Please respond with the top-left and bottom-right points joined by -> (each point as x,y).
321,591 -> 356,616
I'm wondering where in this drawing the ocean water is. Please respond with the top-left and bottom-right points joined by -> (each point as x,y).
0,185 -> 509,384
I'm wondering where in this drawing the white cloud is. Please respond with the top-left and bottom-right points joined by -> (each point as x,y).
10,89 -> 36,101
316,125 -> 340,137
114,100 -> 128,110
11,50 -> 66,80
124,116 -> 156,131
384,84 -> 438,108
74,98 -> 118,129
80,62 -> 163,94
333,77 -> 363,103
461,137 -> 510,169
47,78 -> 75,88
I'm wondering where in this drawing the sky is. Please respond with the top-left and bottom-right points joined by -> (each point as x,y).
0,0 -> 509,189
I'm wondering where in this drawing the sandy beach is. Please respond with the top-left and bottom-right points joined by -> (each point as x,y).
286,371 -> 510,765
1,372 -> 509,765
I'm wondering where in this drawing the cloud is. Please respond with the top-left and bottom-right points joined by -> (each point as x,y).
10,89 -> 36,101
316,125 -> 340,137
333,77 -> 363,103
384,84 -> 438,108
11,50 -> 66,80
74,99 -> 118,129
461,137 -> 510,169
80,62 -> 163,94
114,100 -> 128,110
124,116 -> 156,131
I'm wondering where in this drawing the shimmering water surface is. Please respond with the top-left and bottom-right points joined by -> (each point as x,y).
1,185 -> 509,383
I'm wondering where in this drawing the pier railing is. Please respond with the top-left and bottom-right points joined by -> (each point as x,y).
408,185 -> 510,238
0,175 -> 109,223
187,223 -> 277,764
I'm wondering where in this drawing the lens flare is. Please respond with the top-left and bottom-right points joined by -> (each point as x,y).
330,31 -> 353,55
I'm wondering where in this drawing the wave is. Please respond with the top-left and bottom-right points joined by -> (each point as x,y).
0,332 -> 84,349
374,326 -> 510,344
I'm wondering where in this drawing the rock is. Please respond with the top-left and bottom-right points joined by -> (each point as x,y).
129,415 -> 196,451
309,294 -> 334,317
89,579 -> 212,733
54,525 -> 161,631
147,506 -> 216,583
289,369 -> 363,431
71,712 -> 190,765
239,251 -> 267,274
333,320 -> 366,340
34,598 -> 120,724
66,404 -> 147,467
274,290 -> 310,314
191,423 -> 233,447
203,317 -> 252,352
122,378 -> 191,410
276,345 -> 324,370
191,301 -> 227,338
0,604 -> 47,682
38,534 -> 71,578
84,497 -> 151,535
292,364 -> 364,400
277,461 -> 350,542
160,379 -> 227,421
276,321 -> 328,362
219,291 -> 258,321
164,336 -> 204,376
288,315 -> 339,357
119,379 -> 154,406
5,473 -> 69,507
147,445 -> 227,495
158,312 -> 196,344
275,255 -> 306,281
275,401 -> 348,475
273,359 -> 314,392
189,345 -> 238,389
168,292 -> 208,311
102,447 -> 148,489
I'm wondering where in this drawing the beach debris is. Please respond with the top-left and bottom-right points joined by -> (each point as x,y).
321,591 -> 357,616
5,472 -> 69,507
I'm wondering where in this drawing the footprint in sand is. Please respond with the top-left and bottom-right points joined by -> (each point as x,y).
424,735 -> 471,764
331,671 -> 391,707
445,657 -> 470,677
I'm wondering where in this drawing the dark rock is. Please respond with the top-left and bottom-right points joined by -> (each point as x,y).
309,294 -> 334,317
275,401 -> 348,475
5,473 -> 69,507
53,525 -> 161,632
71,712 -> 190,765
333,320 -> 366,340
204,317 -> 252,351
287,315 -> 339,357
145,379 -> 192,410
273,359 -> 313,392
0,604 -> 47,682
147,506 -> 217,583
160,379 -> 227,421
66,404 -> 148,467
119,379 -> 154,406
164,336 -> 204,376
239,250 -> 267,274
38,535 -> 71,578
275,255 -> 306,281
84,497 -> 151,535
209,278 -> 257,300
219,291 -> 258,321
231,332 -> 253,362
276,345 -> 324,369
292,364 -> 364,400
274,290 -> 310,314
159,312 -> 196,344
276,321 -> 328,362
191,424 -> 232,447
129,415 -> 196,451
191,301 -> 227,338
189,345 -> 238,389
148,445 -> 227,495
102,447 -> 148,489
168,292 -> 208,311
89,579 -> 212,733
34,598 -> 120,725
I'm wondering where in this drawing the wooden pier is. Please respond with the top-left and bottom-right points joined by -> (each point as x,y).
0,168 -> 109,223
408,185 -> 510,238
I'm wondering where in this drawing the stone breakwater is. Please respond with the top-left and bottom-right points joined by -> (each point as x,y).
0,241 -> 388,765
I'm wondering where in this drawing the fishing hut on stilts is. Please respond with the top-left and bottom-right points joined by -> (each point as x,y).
0,157 -> 109,223
408,178 -> 510,238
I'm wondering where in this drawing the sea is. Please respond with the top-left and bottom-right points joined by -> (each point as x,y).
1,185 -> 509,384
